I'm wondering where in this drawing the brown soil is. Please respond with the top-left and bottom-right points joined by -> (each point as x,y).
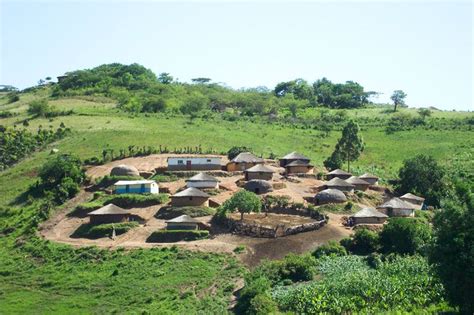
228,213 -> 316,226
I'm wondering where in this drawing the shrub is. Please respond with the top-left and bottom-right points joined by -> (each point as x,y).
415,210 -> 434,223
104,193 -> 168,208
95,175 -> 143,189
254,253 -> 316,285
313,240 -> 347,258
155,206 -> 215,219
342,228 -> 380,255
7,92 -> 19,103
233,245 -> 246,254
248,293 -> 278,315
235,276 -> 272,315
380,218 -> 431,255
28,99 -> 51,117
227,146 -> 252,160
147,230 -> 209,242
74,222 -> 139,239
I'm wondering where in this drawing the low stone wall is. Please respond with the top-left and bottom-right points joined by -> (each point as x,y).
229,218 -> 327,238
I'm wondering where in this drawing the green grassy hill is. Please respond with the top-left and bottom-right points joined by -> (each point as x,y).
0,85 -> 472,313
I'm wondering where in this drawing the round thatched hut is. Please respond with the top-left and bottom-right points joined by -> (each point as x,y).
315,188 -> 347,205
110,164 -> 140,177
244,179 -> 273,194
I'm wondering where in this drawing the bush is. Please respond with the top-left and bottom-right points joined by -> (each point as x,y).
380,218 -> 431,255
415,210 -> 434,224
74,222 -> 139,239
95,175 -> 143,189
155,206 -> 215,219
104,193 -> 168,208
254,253 -> 316,285
147,230 -> 209,242
235,276 -> 272,315
248,293 -> 278,315
313,240 -> 347,258
7,92 -> 19,103
342,228 -> 380,255
28,99 -> 51,117
227,146 -> 252,160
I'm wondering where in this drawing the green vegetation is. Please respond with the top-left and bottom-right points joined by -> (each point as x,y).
341,228 -> 380,255
147,230 -> 209,242
272,255 -> 447,313
94,174 -> 143,188
156,206 -> 215,219
103,193 -> 168,208
324,120 -> 364,171
73,222 -> 139,239
397,154 -> 447,207
430,181 -> 474,313
220,190 -> 262,220
312,240 -> 347,258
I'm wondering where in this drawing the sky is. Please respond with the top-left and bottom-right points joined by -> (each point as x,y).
0,0 -> 472,110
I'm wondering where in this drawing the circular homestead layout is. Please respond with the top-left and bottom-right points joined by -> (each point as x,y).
227,212 -> 327,238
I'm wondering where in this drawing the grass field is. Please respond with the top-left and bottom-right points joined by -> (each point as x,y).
0,91 -> 472,313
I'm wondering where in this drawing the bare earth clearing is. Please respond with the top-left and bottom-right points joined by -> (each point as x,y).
41,155 -> 354,266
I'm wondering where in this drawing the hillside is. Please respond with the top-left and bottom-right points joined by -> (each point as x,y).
0,67 -> 473,313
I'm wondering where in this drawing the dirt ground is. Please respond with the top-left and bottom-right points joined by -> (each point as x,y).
40,155 -> 358,266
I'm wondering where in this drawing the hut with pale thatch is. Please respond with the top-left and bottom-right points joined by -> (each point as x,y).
346,176 -> 371,191
359,173 -> 379,185
400,193 -> 425,210
279,152 -> 311,167
226,152 -> 264,171
171,187 -> 210,207
323,177 -> 355,192
166,215 -> 200,230
186,172 -> 219,189
88,204 -> 130,224
244,164 -> 274,181
315,189 -> 347,205
326,169 -> 352,180
110,164 -> 140,177
284,160 -> 314,175
244,180 -> 273,194
377,197 -> 415,217
351,208 -> 388,225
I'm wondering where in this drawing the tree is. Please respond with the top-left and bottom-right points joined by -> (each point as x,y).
28,99 -> 51,117
324,120 -> 364,172
390,90 -> 407,112
430,181 -> 474,314
397,154 -> 447,207
221,190 -> 261,220
417,108 -> 431,120
313,240 -> 347,258
379,218 -> 431,255
191,77 -> 211,84
341,228 -> 380,255
227,146 -> 252,160
158,72 -> 173,84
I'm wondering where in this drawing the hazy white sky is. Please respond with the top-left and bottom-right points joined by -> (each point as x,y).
1,1 -> 472,110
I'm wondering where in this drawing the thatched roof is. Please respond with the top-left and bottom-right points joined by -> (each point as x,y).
281,152 -> 310,160
110,164 -> 140,177
285,160 -> 313,167
325,177 -> 355,187
172,187 -> 210,198
377,197 -> 415,209
346,176 -> 370,185
166,214 -> 200,224
327,169 -> 352,176
359,173 -> 379,180
88,204 -> 129,215
244,180 -> 273,193
186,172 -> 219,182
315,189 -> 347,203
230,152 -> 263,163
245,164 -> 274,173
114,180 -> 156,186
352,207 -> 388,218
400,193 -> 425,201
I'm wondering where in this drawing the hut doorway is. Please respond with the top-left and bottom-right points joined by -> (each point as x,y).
254,188 -> 260,194
186,161 -> 192,170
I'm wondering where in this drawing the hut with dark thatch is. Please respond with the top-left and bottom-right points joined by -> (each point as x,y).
279,152 -> 311,167
226,152 -> 264,171
377,197 -> 415,217
315,189 -> 347,205
244,164 -> 274,181
284,160 -> 314,175
166,215 -> 200,230
326,169 -> 352,180
351,207 -> 388,225
88,204 -> 130,224
359,173 -> 379,185
244,179 -> 273,194
110,164 -> 140,177
346,176 -> 371,191
400,193 -> 425,210
171,187 -> 210,207
323,177 -> 355,192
